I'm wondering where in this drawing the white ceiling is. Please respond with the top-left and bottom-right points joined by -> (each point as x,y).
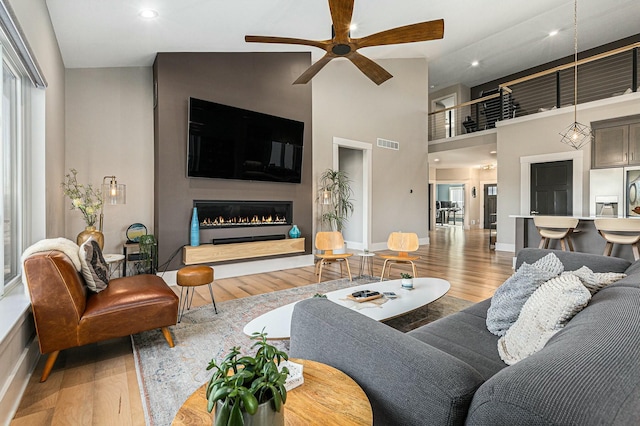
45,0 -> 640,89
44,0 -> 639,170
429,144 -> 497,170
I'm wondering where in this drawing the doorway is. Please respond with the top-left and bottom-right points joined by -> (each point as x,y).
530,160 -> 573,215
333,137 -> 372,251
484,184 -> 497,228
436,183 -> 464,226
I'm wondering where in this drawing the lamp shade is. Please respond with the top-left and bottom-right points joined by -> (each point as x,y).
102,177 -> 126,205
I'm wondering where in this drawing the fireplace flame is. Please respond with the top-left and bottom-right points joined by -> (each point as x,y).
200,214 -> 287,227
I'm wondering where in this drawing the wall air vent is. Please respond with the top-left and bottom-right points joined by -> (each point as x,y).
377,138 -> 399,150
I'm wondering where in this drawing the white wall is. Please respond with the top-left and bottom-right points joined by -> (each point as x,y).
65,67 -> 154,254
497,93 -> 640,250
312,58 -> 430,247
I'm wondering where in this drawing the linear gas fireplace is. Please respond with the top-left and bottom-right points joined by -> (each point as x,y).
194,200 -> 292,229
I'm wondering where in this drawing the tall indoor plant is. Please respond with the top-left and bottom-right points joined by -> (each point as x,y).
319,169 -> 354,232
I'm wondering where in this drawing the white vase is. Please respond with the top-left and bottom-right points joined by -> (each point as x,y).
401,278 -> 414,289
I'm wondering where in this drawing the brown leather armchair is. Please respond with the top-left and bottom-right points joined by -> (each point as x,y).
23,250 -> 179,382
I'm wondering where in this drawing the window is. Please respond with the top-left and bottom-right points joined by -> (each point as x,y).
2,57 -> 21,293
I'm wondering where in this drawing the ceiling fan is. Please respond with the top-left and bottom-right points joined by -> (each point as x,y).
245,0 -> 444,85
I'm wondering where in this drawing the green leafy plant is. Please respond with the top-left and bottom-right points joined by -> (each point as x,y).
319,168 -> 354,232
400,273 -> 413,279
206,331 -> 289,426
138,234 -> 156,273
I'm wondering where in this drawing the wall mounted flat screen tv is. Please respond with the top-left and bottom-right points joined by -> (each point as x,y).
187,97 -> 304,183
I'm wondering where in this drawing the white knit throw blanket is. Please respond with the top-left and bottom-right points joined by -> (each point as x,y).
21,237 -> 81,297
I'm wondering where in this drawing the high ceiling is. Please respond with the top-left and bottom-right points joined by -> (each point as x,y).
44,0 -> 639,170
46,0 -> 639,90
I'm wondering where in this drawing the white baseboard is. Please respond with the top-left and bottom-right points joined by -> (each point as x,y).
159,254 -> 315,286
0,322 -> 39,426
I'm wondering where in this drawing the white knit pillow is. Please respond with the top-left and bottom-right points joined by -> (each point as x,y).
497,274 -> 591,365
562,266 -> 626,295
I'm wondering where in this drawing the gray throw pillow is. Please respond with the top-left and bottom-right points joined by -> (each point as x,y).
486,253 -> 563,336
79,238 -> 109,293
498,274 -> 591,365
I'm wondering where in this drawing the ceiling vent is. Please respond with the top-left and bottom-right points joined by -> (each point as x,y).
377,138 -> 399,150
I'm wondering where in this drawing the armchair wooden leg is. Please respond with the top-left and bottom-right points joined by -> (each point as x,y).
380,259 -> 389,281
161,327 -> 175,348
344,259 -> 352,281
318,261 -> 324,283
40,350 -> 60,382
411,262 -> 417,278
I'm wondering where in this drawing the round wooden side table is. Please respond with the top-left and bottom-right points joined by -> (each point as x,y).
171,358 -> 373,425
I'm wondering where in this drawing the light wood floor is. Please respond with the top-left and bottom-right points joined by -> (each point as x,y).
11,227 -> 514,425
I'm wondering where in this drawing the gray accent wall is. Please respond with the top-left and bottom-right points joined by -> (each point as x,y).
153,52 -> 312,268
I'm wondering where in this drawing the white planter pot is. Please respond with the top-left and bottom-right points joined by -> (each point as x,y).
401,278 -> 414,289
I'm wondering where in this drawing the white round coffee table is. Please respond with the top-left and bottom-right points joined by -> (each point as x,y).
243,277 -> 450,339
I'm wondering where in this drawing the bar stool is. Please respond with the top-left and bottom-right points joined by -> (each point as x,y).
533,216 -> 579,251
176,265 -> 217,322
594,218 -> 640,260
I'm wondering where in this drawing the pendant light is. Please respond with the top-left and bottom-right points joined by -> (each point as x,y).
559,0 -> 592,150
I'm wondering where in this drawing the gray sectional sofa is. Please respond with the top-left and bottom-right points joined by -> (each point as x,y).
289,248 -> 640,425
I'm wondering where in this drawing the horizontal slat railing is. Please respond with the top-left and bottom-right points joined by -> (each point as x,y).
429,43 -> 639,141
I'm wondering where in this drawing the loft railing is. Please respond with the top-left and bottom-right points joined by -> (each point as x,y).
429,43 -> 640,141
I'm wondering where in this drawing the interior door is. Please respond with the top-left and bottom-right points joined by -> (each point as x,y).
484,184 -> 497,228
530,160 -> 573,215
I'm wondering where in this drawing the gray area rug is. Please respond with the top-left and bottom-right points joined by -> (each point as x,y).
131,276 -> 474,425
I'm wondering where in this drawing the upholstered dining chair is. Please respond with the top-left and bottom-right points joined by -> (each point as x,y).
594,218 -> 640,260
379,232 -> 420,281
533,216 -> 579,251
315,231 -> 352,283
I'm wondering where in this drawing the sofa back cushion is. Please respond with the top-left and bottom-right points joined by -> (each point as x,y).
516,248 -> 631,273
23,251 -> 87,353
467,286 -> 640,425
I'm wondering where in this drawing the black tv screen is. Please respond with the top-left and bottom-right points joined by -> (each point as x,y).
187,97 -> 304,183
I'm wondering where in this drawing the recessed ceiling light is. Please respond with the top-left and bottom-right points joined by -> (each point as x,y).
349,23 -> 358,32
434,158 -> 440,162
549,30 -> 559,37
139,9 -> 159,19
490,150 -> 497,154
471,61 -> 479,67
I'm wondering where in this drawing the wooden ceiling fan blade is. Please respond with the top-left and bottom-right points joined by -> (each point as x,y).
245,35 -> 328,50
328,0 -> 354,41
347,52 -> 393,85
355,19 -> 444,49
293,54 -> 334,84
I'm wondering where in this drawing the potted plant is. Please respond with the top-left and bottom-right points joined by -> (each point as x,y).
319,169 -> 354,233
137,234 -> 156,274
206,331 -> 289,426
400,273 -> 414,289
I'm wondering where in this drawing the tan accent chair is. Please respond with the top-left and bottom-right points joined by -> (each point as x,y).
23,250 -> 179,382
594,218 -> 640,260
315,231 -> 352,282
533,216 -> 579,251
379,232 -> 420,281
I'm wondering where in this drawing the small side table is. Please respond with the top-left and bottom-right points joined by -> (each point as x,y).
103,253 -> 125,278
171,358 -> 372,425
357,252 -> 375,277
